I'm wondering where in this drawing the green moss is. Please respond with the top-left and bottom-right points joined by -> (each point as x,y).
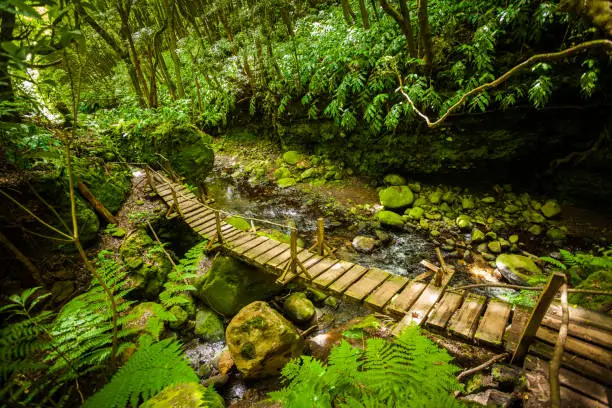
274,167 -> 292,180
378,186 -> 414,209
283,151 -> 302,165
376,210 -> 405,228
277,177 -> 297,188
569,271 -> 612,313
227,215 -> 251,231
194,308 -> 225,341
383,174 -> 406,186
140,382 -> 224,408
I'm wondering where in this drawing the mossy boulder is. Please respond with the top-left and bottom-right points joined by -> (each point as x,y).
125,302 -> 172,340
140,382 -> 224,408
168,305 -> 188,329
456,214 -> 472,230
277,178 -> 297,188
406,206 -> 425,220
429,190 -> 443,204
120,229 -> 173,298
226,301 -> 304,379
75,162 -> 132,214
197,256 -> 281,317
274,167 -> 291,180
379,186 -> 414,209
299,168 -> 320,181
569,271 -> 612,313
282,151 -> 302,165
383,174 -> 407,186
541,200 -> 561,218
461,197 -> 475,210
471,228 -> 485,243
195,308 -> 225,342
159,125 -> 214,187
495,254 -> 543,285
227,216 -> 250,231
283,292 -> 315,324
376,210 -> 405,228
546,228 -> 567,242
51,281 -> 75,303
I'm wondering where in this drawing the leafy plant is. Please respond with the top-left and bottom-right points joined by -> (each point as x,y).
158,242 -> 206,310
269,325 -> 463,407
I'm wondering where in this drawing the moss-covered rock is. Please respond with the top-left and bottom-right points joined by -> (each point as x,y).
383,174 -> 406,186
379,186 -> 414,209
495,254 -> 543,285
140,382 -> 224,408
51,281 -> 75,303
406,206 -> 425,220
461,197 -> 475,210
471,228 -> 485,243
277,177 -> 297,188
282,151 -> 302,165
283,292 -> 315,324
541,200 -> 561,218
226,216 -> 250,231
456,214 -> 472,230
126,302 -> 172,340
429,190 -> 443,204
299,167 -> 320,181
352,236 -> 378,253
195,308 -> 225,342
197,256 -> 281,317
488,241 -> 502,254
376,210 -> 405,228
569,271 -> 612,313
546,228 -> 566,242
168,305 -> 188,329
226,301 -> 304,379
160,126 -> 214,188
274,167 -> 291,180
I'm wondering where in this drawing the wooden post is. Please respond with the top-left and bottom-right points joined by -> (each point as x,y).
434,247 -> 446,287
510,272 -> 566,365
170,187 -> 184,218
317,218 -> 324,256
144,166 -> 154,192
215,210 -> 223,244
290,228 -> 298,276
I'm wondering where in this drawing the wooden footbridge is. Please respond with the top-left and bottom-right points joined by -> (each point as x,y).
146,169 -> 611,408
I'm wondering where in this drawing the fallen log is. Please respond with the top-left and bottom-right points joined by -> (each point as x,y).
77,181 -> 118,225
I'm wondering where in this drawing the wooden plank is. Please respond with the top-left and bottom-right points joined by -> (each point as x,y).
266,248 -> 293,269
475,299 -> 512,347
198,223 -> 232,238
344,268 -> 389,302
392,267 -> 455,334
312,260 -> 355,289
525,355 -> 609,405
529,341 -> 612,386
542,315 -> 612,349
535,326 -> 612,368
365,274 -> 409,310
219,228 -> 243,241
511,272 -> 566,365
223,233 -> 252,248
242,238 -> 283,261
386,281 -> 427,317
448,294 -> 487,340
301,257 -> 339,280
426,291 -> 463,331
233,236 -> 269,255
275,250 -> 320,283
547,302 -> 612,333
504,306 -> 531,353
190,213 -> 217,230
561,387 -> 608,408
253,243 -> 290,264
328,265 -> 369,295
184,209 -> 213,225
183,206 -> 209,220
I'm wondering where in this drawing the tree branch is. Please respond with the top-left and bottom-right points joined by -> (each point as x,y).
397,39 -> 612,128
550,280 -> 568,408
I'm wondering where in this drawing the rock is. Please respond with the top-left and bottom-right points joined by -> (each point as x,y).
528,224 -> 542,235
408,182 -> 421,192
277,177 -> 297,188
378,186 -> 414,209
226,301 -> 304,378
461,197 -> 475,210
504,204 -> 520,213
406,206 -> 425,220
477,243 -> 488,253
482,252 -> 496,261
456,214 -> 472,230
51,281 -> 74,303
299,167 -> 320,181
442,191 -> 455,203
283,292 -> 315,324
481,196 -> 496,204
324,296 -> 338,308
541,200 -> 561,218
429,190 -> 443,204
486,231 -> 498,240
471,228 -> 485,243
465,374 -> 499,394
492,364 -> 524,388
413,197 -> 428,208
496,254 -> 543,285
274,167 -> 291,180
307,288 -> 328,304
218,349 -> 235,375
439,202 -> 452,214
419,218 -> 429,230
430,230 -> 440,238
227,215 -> 251,231
528,211 -> 546,224
509,235 -> 519,244
352,236 -> 378,253
198,256 -> 281,316
425,212 -> 441,220
126,302 -> 169,340
546,228 -> 566,241
195,308 -> 225,342
140,382 -> 224,408
282,151 -> 302,165
462,389 -> 514,407
169,305 -> 188,329
374,229 -> 391,244
375,210 -> 405,228
53,268 -> 76,280
524,371 -> 550,408
383,174 -> 406,186
568,270 -> 612,312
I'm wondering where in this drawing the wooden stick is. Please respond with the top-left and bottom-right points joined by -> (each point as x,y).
147,221 -> 176,267
170,187 -> 184,218
550,280 -> 568,408
215,211 -> 223,244
453,282 -> 612,295
317,218 -> 324,256
456,353 -> 508,381
77,181 -> 118,224
290,229 -> 298,276
434,247 -> 445,286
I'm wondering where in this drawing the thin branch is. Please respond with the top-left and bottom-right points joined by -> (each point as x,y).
147,221 -> 176,267
453,283 -> 612,296
550,280 -> 568,408
397,39 -> 612,128
456,352 -> 508,381
27,181 -> 71,233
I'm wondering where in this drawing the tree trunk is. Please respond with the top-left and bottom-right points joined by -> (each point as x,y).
164,0 -> 185,98
370,0 -> 380,21
417,0 -> 432,70
341,0 -> 357,25
118,3 -> 150,103
0,10 -> 15,110
358,0 -> 370,29
380,0 -> 417,57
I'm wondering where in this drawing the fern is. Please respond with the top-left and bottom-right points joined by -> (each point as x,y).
158,242 -> 205,311
84,338 -> 198,408
269,325 -> 464,407
540,256 -> 567,270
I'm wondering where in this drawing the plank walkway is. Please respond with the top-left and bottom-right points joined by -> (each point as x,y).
150,174 -> 611,407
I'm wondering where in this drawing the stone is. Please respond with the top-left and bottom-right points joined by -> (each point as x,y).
307,289 -> 328,304
471,228 -> 485,243
195,308 -> 225,342
430,230 -> 440,238
169,305 -> 188,329
282,151 -> 302,165
227,215 -> 251,231
528,224 -> 542,235
383,174 -> 406,186
442,191 -> 455,203
546,228 -> 566,241
429,190 -> 443,204
439,202 -> 452,214
529,211 -> 546,224
324,296 -> 338,308
461,197 -> 475,210
425,212 -> 441,220
274,167 -> 291,180
477,243 -> 488,253
491,364 -> 524,387
509,235 -> 519,244
408,182 -> 421,192
125,302 -> 169,340
462,389 -> 514,407
504,204 -> 520,213
541,200 -> 561,218
226,301 -> 304,379
284,292 -> 315,324
378,186 -> 414,209
51,281 -> 74,303
419,218 -> 429,229
376,210 -> 405,228
406,206 -> 425,220
487,241 -> 502,253
277,177 -> 297,188
465,374 -> 499,394
198,256 -> 281,316
374,229 -> 391,244
218,349 -> 235,375
496,254 -> 543,285
413,197 -> 428,208
524,371 -> 550,408
140,382 -> 224,408
456,214 -> 472,230
481,196 -> 496,204
299,167 -> 320,181
352,236 -> 378,253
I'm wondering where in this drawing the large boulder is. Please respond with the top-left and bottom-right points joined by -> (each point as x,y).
283,292 -> 315,324
378,186 -> 414,209
226,301 -> 304,379
140,382 -> 224,408
376,210 -> 405,228
195,308 -> 225,342
495,254 -> 543,285
197,256 -> 281,317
